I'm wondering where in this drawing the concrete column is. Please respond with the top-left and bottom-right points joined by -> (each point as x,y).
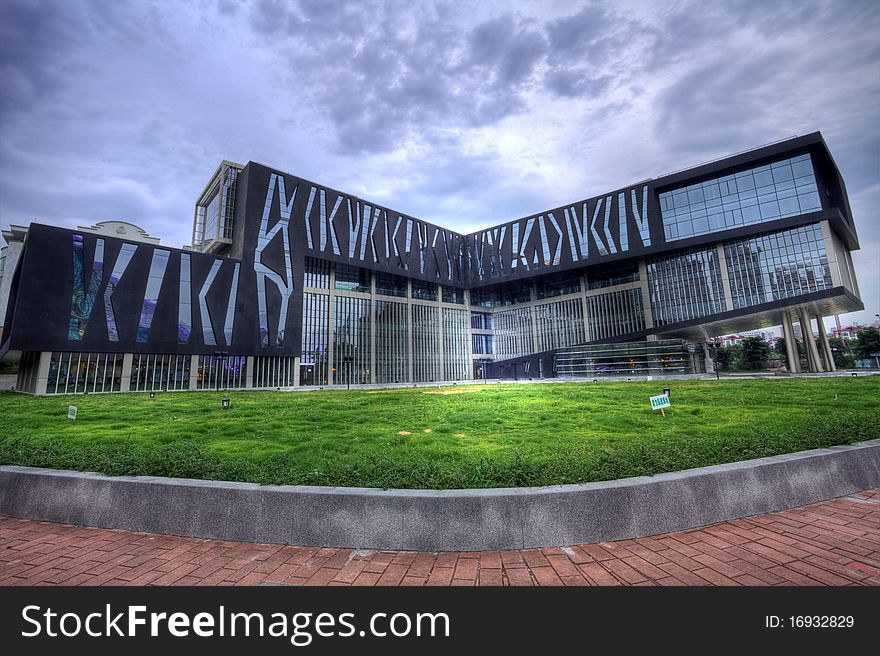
798,307 -> 824,372
187,355 -> 198,390
464,288 -> 475,380
33,351 -> 52,396
637,259 -> 654,330
715,244 -> 733,311
437,284 -> 444,381
293,356 -> 301,386
327,267 -> 336,386
528,285 -> 538,354
781,311 -> 799,373
702,342 -> 715,374
580,273 -> 592,342
406,279 -> 414,383
121,353 -> 134,392
245,356 -> 254,388
369,273 -> 376,384
816,315 -> 836,372
801,321 -> 816,372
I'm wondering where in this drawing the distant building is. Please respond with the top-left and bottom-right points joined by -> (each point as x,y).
0,225 -> 28,342
831,324 -> 877,340
77,221 -> 161,246
719,332 -> 778,348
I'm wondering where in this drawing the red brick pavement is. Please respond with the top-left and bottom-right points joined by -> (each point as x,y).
1,490 -> 878,586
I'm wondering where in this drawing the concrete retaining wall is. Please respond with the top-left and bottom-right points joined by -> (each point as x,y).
1,440 -> 878,551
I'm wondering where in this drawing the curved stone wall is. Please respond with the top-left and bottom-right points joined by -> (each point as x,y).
1,440 -> 877,551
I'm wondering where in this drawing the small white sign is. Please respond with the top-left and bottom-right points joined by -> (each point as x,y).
67,405 -> 77,420
649,394 -> 670,411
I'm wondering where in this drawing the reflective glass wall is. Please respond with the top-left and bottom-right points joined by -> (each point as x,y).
585,288 -> 645,341
132,353 -> 189,391
660,154 -> 821,241
442,308 -> 470,381
534,298 -> 585,352
301,292 -> 329,385
333,296 -> 372,384
376,300 -> 408,383
556,340 -> 698,377
647,247 -> 726,327
44,352 -> 124,395
723,223 -> 833,309
412,304 -> 440,381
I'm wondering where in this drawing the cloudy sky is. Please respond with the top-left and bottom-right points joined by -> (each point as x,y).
1,0 -> 878,326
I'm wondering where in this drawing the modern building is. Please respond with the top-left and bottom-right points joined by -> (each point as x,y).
0,221 -> 161,344
0,132 -> 863,394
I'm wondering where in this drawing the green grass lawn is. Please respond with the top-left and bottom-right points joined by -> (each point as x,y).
1,378 -> 878,489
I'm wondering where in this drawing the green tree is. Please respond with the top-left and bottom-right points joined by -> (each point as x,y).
829,337 -> 855,369
854,327 -> 880,361
774,337 -> 788,359
739,336 -> 770,370
714,345 -> 736,370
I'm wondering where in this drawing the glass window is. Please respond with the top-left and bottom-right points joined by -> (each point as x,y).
659,154 -> 821,242
334,264 -> 370,293
376,272 -> 407,298
442,286 -> 465,304
411,280 -> 437,301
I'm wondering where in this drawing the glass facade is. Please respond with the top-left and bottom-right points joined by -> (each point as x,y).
535,274 -> 580,300
254,356 -> 296,388
493,306 -> 533,359
556,340 -> 698,377
29,220 -> 843,395
471,312 -> 492,330
442,286 -> 465,304
333,296 -> 371,384
411,280 -> 438,301
131,353 -> 189,391
647,246 -> 726,327
334,264 -> 370,293
45,351 -> 124,395
376,272 -> 407,298
472,333 -> 493,354
204,192 -> 221,246
375,300 -> 408,383
534,298 -> 585,351
442,308 -> 470,381
412,304 -> 440,381
660,154 -> 821,241
585,287 -> 645,341
301,292 -> 329,385
197,354 -> 247,389
724,223 -> 833,310
304,257 -> 330,289
586,262 -> 640,289
195,165 -> 239,248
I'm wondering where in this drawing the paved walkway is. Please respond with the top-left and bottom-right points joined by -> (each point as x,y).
1,490 -> 878,586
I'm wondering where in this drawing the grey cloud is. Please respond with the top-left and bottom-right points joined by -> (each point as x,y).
540,4 -> 646,99
0,0 -> 878,324
247,1 -> 550,154
544,70 -> 611,98
466,14 -> 547,86
544,3 -> 616,64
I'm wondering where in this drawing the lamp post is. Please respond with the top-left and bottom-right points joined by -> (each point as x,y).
213,350 -> 228,392
343,356 -> 354,391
